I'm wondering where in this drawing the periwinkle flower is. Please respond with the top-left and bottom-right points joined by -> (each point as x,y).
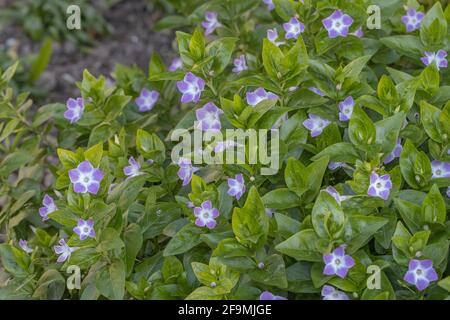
321,285 -> 349,300
73,218 -> 96,241
265,208 -> 274,217
123,157 -> 142,178
262,0 -> 274,11
401,8 -> 424,32
246,87 -> 278,106
302,114 -> 331,137
259,291 -> 287,300
338,96 -> 354,121
351,27 -> 364,38
232,55 -> 248,74
328,162 -> 344,170
431,160 -> 450,178
383,139 -> 402,164
18,240 -> 33,254
169,57 -> 182,71
404,259 -> 438,291
258,262 -> 265,269
53,238 -> 77,263
39,194 -> 57,221
68,161 -> 104,195
367,172 -> 392,200
196,102 -> 223,132
308,87 -> 325,97
135,88 -> 159,112
267,28 -> 284,46
322,10 -> 353,38
186,201 -> 195,208
64,97 -> 84,124
323,245 -> 355,279
176,72 -> 205,103
193,200 -> 219,229
177,157 -> 199,186
421,50 -> 448,70
283,17 -> 305,40
202,12 -> 220,35
227,174 -> 246,200
323,186 -> 347,204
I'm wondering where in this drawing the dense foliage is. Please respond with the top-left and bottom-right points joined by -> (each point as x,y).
0,0 -> 450,300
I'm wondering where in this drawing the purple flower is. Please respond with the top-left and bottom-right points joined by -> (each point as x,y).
68,161 -> 104,195
328,162 -> 344,170
308,87 -> 325,97
227,174 -> 246,200
176,72 -> 205,103
421,50 -> 448,70
18,240 -> 33,254
401,8 -> 424,32
383,139 -> 402,164
404,259 -> 438,291
321,285 -> 349,300
367,172 -> 392,200
232,55 -> 248,74
186,201 -> 195,208
53,238 -> 77,263
169,57 -> 182,71
323,245 -> 355,278
64,98 -> 84,123
263,0 -> 274,11
283,17 -> 305,40
351,27 -> 364,38
267,28 -> 284,46
73,218 -> 96,241
193,200 -> 219,229
323,186 -> 347,204
265,208 -> 274,217
202,12 -> 220,36
135,89 -> 159,112
338,96 -> 354,121
431,160 -> 450,178
123,157 -> 142,177
322,10 -> 353,38
196,102 -> 223,132
39,194 -> 57,221
246,87 -> 278,106
259,291 -> 287,300
177,157 -> 199,186
302,114 -> 331,137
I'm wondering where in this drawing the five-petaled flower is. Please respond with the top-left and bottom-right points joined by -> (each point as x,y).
53,238 -> 77,263
321,285 -> 349,300
73,218 -> 96,241
259,291 -> 287,300
193,200 -> 219,229
267,28 -> 284,46
64,97 -> 84,124
421,50 -> 448,70
232,55 -> 248,74
262,0 -> 274,11
69,161 -> 104,195
196,102 -> 223,132
367,172 -> 392,200
401,8 -> 424,32
19,239 -> 33,253
303,114 -> 331,137
202,12 -> 221,35
123,157 -> 142,178
177,157 -> 199,186
383,139 -> 402,164
283,17 -> 305,40
168,57 -> 182,71
246,87 -> 278,106
323,245 -> 355,278
338,96 -> 354,121
176,72 -> 205,103
39,194 -> 57,221
227,174 -> 246,200
322,10 -> 353,38
404,259 -> 438,291
135,89 -> 159,112
431,160 -> 450,178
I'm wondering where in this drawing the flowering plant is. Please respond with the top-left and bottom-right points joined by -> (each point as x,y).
0,0 -> 450,300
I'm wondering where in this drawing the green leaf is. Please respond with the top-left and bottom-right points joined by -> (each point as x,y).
349,106 -> 376,150
311,191 -> 345,240
285,157 -> 307,198
29,38 -> 52,83
163,223 -> 203,256
275,229 -> 322,262
124,224 -> 143,276
421,184 -> 446,224
262,188 -> 300,209
420,2 -> 447,48
420,101 -> 442,143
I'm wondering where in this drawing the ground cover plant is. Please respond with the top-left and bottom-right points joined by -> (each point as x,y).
0,0 -> 450,300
